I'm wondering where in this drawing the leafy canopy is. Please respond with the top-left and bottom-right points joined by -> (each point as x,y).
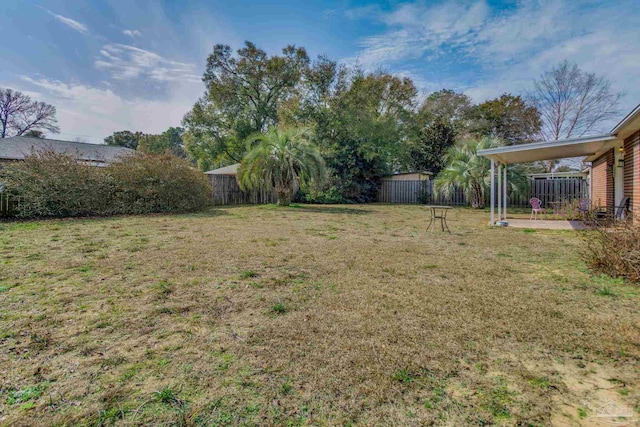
181,40 -> 546,202
472,94 -> 541,145
104,131 -> 144,150
183,42 -> 309,168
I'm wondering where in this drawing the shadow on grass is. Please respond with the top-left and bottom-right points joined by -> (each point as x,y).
174,208 -> 231,219
288,204 -> 372,215
201,203 -> 372,215
0,209 -> 231,224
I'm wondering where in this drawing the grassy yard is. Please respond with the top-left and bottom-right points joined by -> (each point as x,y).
0,205 -> 638,426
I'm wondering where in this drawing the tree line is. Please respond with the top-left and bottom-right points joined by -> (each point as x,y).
179,43 -> 545,202
174,42 -> 622,202
1,40 -> 622,204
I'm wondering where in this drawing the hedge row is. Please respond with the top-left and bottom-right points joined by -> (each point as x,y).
0,151 -> 211,218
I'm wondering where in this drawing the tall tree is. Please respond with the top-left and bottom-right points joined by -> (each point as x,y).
0,88 -> 59,138
471,94 -> 541,144
138,127 -> 187,157
137,134 -> 165,154
420,89 -> 474,135
402,90 -> 473,175
312,70 -> 417,202
182,99 -> 242,170
405,120 -> 456,176
104,131 -> 143,149
238,127 -> 326,206
161,127 -> 187,158
528,60 -> 622,141
183,41 -> 310,168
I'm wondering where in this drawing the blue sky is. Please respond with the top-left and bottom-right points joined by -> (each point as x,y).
1,0 -> 638,144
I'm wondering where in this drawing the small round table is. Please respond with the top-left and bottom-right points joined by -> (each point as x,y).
425,205 -> 452,234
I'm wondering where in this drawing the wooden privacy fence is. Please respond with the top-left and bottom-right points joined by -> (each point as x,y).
377,178 -> 588,207
509,178 -> 589,208
208,174 -> 276,205
0,194 -> 20,217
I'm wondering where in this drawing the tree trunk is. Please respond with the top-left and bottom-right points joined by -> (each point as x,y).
470,183 -> 484,209
276,190 -> 292,206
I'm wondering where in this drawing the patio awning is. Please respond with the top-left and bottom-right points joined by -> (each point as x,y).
476,135 -> 619,227
476,102 -> 640,226
477,135 -> 619,164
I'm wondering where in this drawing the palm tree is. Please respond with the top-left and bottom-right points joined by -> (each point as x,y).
435,137 -> 526,209
237,127 -> 326,206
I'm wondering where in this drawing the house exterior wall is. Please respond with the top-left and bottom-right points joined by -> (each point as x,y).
624,130 -> 640,217
591,149 -> 614,214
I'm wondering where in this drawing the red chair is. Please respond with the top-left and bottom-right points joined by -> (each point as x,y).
529,197 -> 545,220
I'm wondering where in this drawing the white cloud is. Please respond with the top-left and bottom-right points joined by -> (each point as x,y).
349,1 -> 489,67
95,44 -> 200,82
344,5 -> 382,21
349,0 -> 640,116
122,29 -> 142,38
47,11 -> 89,34
15,77 -> 201,144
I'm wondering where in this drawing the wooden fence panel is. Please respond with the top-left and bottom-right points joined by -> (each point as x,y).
0,194 -> 20,217
207,175 -> 277,206
377,178 -> 588,207
208,174 -> 589,207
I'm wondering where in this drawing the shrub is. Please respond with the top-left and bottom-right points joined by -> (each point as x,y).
107,153 -> 211,214
1,151 -> 211,218
295,185 -> 345,204
0,151 -> 113,217
582,220 -> 640,283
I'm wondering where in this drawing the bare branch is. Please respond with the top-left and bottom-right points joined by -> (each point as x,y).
527,60 -> 624,142
0,88 -> 60,138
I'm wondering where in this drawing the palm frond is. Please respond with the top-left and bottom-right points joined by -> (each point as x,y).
237,127 -> 326,199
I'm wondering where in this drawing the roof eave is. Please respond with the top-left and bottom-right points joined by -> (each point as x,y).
478,135 -> 617,164
610,103 -> 640,135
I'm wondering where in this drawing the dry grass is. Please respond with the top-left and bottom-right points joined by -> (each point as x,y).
0,204 -> 638,426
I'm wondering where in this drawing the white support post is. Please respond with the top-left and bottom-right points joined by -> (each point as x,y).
497,163 -> 502,221
490,160 -> 495,225
503,164 -> 508,220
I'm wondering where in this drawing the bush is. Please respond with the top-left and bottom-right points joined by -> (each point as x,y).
295,185 -> 346,204
0,151 -> 113,217
107,153 -> 211,214
1,151 -> 211,218
582,220 -> 640,283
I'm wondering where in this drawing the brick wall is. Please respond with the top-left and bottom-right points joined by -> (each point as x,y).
591,149 -> 614,214
624,130 -> 640,217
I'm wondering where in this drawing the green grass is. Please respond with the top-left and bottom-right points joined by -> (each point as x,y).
6,384 -> 48,406
0,205 -> 638,426
271,302 -> 288,315
240,270 -> 258,279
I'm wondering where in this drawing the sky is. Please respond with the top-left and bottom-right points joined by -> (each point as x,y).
0,0 -> 638,144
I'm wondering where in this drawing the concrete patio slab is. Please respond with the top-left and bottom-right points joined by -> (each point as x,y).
502,219 -> 587,230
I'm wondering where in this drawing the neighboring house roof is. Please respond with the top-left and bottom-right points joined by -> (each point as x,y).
0,136 -> 134,163
382,171 -> 432,181
205,163 -> 240,175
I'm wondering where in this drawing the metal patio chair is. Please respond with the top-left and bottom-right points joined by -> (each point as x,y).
529,197 -> 545,220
